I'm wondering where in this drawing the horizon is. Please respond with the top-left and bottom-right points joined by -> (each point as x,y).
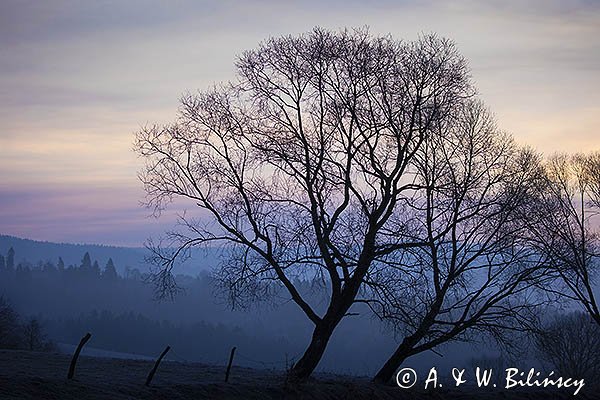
0,233 -> 144,249
1,0 -> 599,246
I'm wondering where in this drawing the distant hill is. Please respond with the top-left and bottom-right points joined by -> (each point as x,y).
0,235 -> 218,276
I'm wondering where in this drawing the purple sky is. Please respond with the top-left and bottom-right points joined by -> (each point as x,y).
1,0 -> 599,246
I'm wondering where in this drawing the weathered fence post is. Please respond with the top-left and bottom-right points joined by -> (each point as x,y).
145,345 -> 171,387
67,332 -> 92,380
225,346 -> 236,383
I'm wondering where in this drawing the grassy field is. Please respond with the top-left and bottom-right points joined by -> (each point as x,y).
0,350 -> 594,399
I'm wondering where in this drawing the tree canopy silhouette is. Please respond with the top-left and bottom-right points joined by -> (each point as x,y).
135,27 -> 480,382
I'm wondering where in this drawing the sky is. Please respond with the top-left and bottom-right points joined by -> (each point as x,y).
1,0 -> 599,247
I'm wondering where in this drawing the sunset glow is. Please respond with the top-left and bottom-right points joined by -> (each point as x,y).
1,0 -> 599,246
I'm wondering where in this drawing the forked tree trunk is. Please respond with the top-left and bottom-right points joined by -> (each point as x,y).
286,320 -> 337,384
287,257 -> 373,383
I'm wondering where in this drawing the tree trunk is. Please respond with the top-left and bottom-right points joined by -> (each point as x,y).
286,269 -> 368,384
372,339 -> 413,384
286,320 -> 337,384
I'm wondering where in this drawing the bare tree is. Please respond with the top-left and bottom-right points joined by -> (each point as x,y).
586,152 -> 600,209
134,28 -> 473,382
528,153 -> 600,326
535,312 -> 600,382
369,100 -> 552,383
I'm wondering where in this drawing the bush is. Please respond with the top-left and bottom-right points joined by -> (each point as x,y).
0,296 -> 21,349
535,312 -> 600,381
0,295 -> 55,351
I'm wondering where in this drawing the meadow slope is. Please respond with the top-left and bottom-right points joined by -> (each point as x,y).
0,350 -> 595,400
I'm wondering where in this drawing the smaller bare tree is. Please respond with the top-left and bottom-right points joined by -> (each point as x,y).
528,153 -> 600,326
370,101 -> 552,383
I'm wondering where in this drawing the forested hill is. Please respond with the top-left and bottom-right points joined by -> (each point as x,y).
0,235 -> 217,276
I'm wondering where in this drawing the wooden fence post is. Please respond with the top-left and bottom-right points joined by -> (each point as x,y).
67,332 -> 92,380
145,345 -> 171,387
225,346 -> 236,383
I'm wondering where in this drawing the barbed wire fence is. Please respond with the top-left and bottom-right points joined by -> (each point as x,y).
235,349 -> 304,370
167,345 -> 304,370
65,331 -> 306,385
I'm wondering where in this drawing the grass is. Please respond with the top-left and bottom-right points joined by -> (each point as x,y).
0,349 -> 594,399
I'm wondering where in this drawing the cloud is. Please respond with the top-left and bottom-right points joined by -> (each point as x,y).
0,183 -> 190,246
